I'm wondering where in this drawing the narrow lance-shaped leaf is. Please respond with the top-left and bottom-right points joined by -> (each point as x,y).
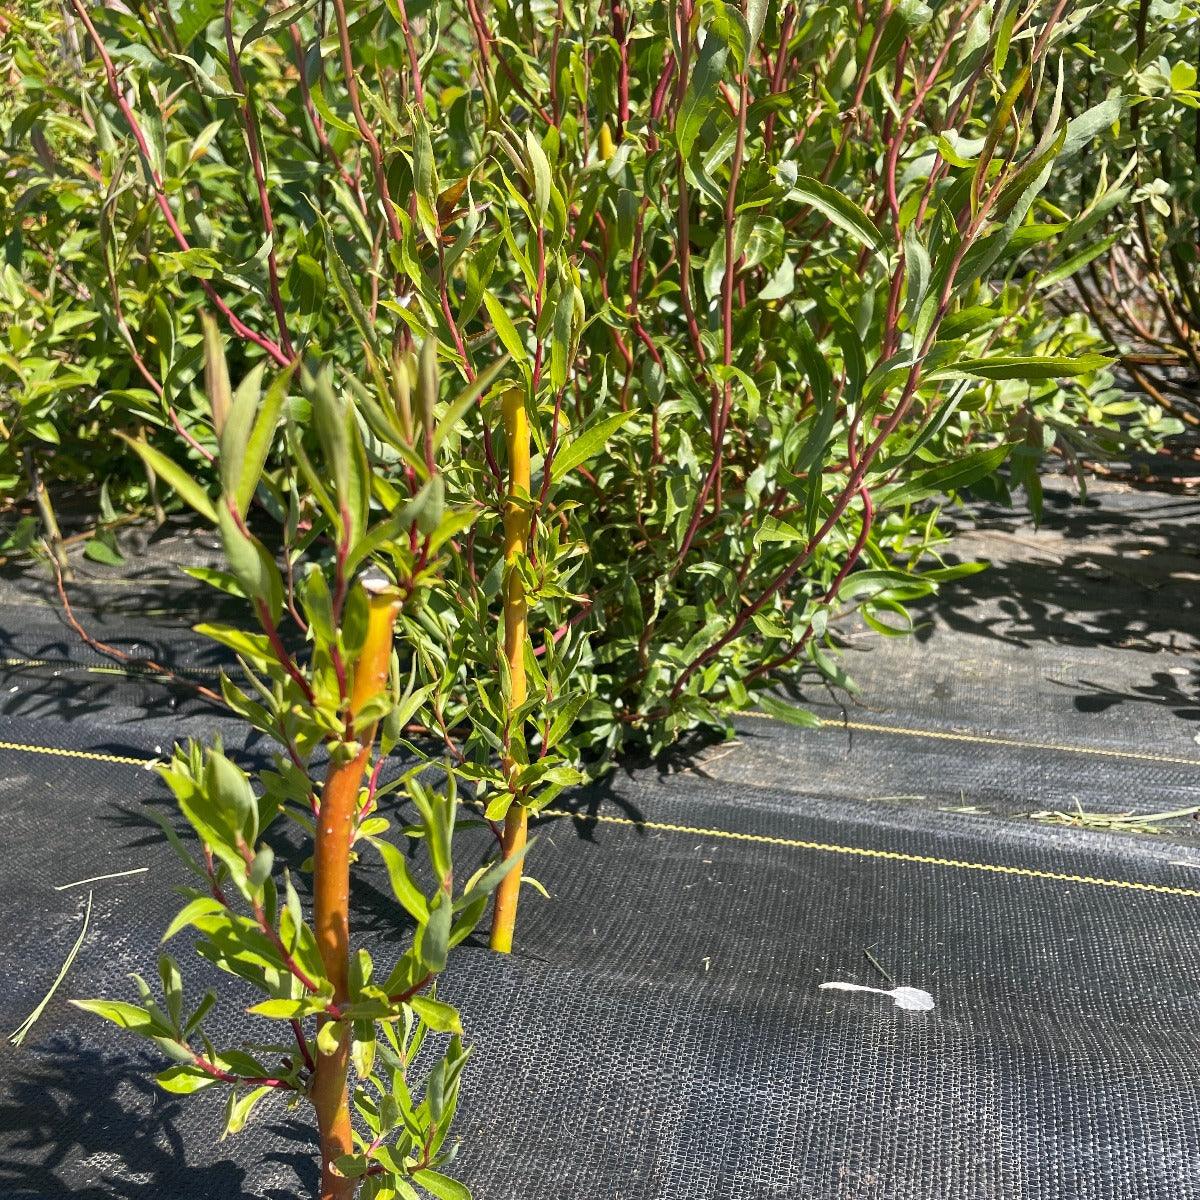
880,443 -> 1012,506
203,313 -> 232,435
432,355 -> 509,452
235,363 -> 296,517
676,31 -> 729,160
483,292 -> 528,364
779,169 -> 886,254
549,411 -> 634,483
949,353 -> 1113,380
116,434 -> 218,524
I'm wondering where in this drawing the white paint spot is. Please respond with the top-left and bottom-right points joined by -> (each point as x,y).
819,981 -> 935,1012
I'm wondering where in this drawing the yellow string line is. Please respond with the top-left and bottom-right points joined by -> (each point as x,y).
0,740 -> 152,767
543,808 -> 1200,899
1,655 -> 222,680
2,737 -> 1193,900
4,657 -> 1192,767
743,711 -> 1200,769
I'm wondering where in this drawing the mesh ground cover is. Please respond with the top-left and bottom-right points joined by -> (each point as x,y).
2,478 -> 1200,1198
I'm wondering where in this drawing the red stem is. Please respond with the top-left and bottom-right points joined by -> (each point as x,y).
67,0 -> 291,367
224,0 -> 294,357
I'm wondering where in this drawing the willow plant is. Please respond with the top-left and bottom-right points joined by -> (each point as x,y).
75,324 -> 529,1199
6,0 -> 1173,751
1046,0 -> 1200,426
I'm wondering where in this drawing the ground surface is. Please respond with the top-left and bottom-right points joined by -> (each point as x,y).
1,478 -> 1199,1199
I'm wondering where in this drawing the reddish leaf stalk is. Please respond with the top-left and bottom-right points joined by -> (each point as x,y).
674,70 -> 750,566
611,0 -> 630,139
224,0 -> 295,357
67,0 -> 291,368
329,0 -> 403,245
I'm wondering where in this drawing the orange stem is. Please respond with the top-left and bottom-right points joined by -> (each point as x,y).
311,579 -> 401,1200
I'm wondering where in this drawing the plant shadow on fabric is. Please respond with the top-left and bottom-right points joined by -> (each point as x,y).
0,1035 -> 314,1199
909,495 -> 1200,651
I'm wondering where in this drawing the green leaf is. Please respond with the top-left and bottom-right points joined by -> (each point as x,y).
951,353 -> 1112,380
902,226 -> 931,324
344,478 -> 444,577
543,693 -> 589,751
676,32 -> 729,159
203,313 -> 232,433
412,105 -> 440,245
193,622 -> 274,664
83,535 -> 124,565
410,995 -> 463,1034
317,216 -> 380,354
837,568 -> 929,602
412,1169 -> 471,1200
116,435 -> 217,523
432,355 -> 509,453
754,515 -> 807,548
524,130 -> 551,220
992,0 -> 1017,71
247,998 -> 314,1019
708,4 -> 749,70
156,1065 -> 219,1094
482,293 -> 527,364
316,1019 -> 340,1056
549,411 -> 633,483
204,748 -> 260,845
755,695 -> 821,727
780,171 -> 885,253
222,1085 -> 272,1138
550,290 -> 574,391
310,365 -> 351,511
1036,233 -> 1121,291
219,365 -> 265,505
882,444 -> 1011,506
417,891 -> 452,973
70,999 -> 155,1031
162,896 -> 224,943
175,0 -> 221,43
239,0 -> 316,51
428,506 -> 480,555
236,363 -> 295,517
186,121 -> 224,167
217,504 -> 284,621
453,835 -> 534,912
1062,96 -> 1121,159
745,0 -> 768,47
367,837 -> 430,924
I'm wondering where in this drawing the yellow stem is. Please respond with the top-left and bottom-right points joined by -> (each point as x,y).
491,387 -> 530,954
490,806 -> 527,955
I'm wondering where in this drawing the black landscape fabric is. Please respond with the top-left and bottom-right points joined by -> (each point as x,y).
2,479 -> 1200,1199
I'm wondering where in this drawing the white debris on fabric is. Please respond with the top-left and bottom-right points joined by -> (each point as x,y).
819,981 -> 935,1012
8,890 -> 93,1047
54,867 -> 149,891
